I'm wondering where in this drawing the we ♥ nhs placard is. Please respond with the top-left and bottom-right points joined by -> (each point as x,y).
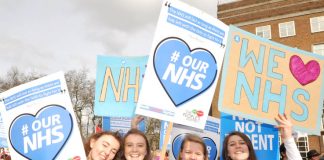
136,0 -> 228,129
0,72 -> 86,160
220,113 -> 279,160
170,116 -> 220,160
95,55 -> 148,117
218,25 -> 324,135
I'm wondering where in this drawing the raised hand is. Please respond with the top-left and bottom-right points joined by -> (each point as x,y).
131,115 -> 145,129
275,113 -> 293,140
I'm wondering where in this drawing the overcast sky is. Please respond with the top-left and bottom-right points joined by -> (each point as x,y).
0,0 -> 235,79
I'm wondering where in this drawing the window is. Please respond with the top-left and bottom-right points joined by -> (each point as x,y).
310,16 -> 324,33
279,133 -> 309,160
296,136 -> 309,160
256,25 -> 271,39
279,21 -> 295,37
312,44 -> 324,56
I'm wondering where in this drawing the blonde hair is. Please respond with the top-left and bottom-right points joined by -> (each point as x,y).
177,134 -> 208,160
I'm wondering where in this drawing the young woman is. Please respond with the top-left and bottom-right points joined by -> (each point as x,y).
222,114 -> 302,160
84,131 -> 123,160
121,128 -> 151,160
222,131 -> 257,160
177,134 -> 208,160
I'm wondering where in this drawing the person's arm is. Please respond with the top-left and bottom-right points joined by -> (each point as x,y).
131,115 -> 144,129
275,114 -> 302,160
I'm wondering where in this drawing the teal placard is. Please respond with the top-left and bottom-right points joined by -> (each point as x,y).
95,55 -> 148,117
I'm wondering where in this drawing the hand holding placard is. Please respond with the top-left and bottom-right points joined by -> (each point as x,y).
275,113 -> 292,141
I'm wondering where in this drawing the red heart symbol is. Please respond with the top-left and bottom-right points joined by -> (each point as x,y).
196,110 -> 204,117
289,55 -> 320,86
72,156 -> 81,160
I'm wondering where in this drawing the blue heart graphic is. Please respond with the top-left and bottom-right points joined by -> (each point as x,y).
9,105 -> 73,160
202,137 -> 217,160
172,133 -> 186,159
154,37 -> 217,106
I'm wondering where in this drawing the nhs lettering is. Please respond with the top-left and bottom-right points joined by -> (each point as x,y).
23,114 -> 63,153
219,26 -> 324,135
99,66 -> 141,102
162,53 -> 209,90
94,55 -> 149,117
234,37 -> 309,122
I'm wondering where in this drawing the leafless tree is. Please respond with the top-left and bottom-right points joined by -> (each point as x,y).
0,67 -> 43,93
145,118 -> 161,151
64,69 -> 98,139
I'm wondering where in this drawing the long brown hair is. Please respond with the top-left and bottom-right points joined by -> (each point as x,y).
84,131 -> 123,159
121,129 -> 151,160
177,134 -> 208,160
222,131 -> 257,160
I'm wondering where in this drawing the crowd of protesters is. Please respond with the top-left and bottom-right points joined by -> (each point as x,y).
80,113 -> 324,160
1,114 -> 323,160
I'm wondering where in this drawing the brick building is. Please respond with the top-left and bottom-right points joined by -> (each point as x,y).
214,0 -> 324,159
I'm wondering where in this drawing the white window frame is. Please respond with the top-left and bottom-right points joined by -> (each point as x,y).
310,16 -> 324,33
255,25 -> 271,39
296,136 -> 309,160
312,43 -> 324,56
279,21 -> 296,38
279,134 -> 309,160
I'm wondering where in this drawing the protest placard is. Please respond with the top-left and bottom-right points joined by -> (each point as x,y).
220,113 -> 279,160
0,112 -> 7,148
0,72 -> 86,160
136,0 -> 228,129
102,116 -> 145,136
95,55 -> 148,117
169,116 -> 220,160
218,25 -> 324,135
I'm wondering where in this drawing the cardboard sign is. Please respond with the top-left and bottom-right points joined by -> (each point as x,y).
102,117 -> 145,136
136,0 -> 228,129
95,55 -> 148,117
169,116 -> 220,160
218,25 -> 324,135
220,113 -> 279,160
0,72 -> 86,160
0,112 -> 8,148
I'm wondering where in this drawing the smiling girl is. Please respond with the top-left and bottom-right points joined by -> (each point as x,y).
121,129 -> 151,160
84,131 -> 123,160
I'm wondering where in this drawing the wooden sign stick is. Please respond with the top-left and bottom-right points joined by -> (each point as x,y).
160,121 -> 173,160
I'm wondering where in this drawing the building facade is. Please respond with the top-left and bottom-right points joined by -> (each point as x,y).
215,0 -> 324,159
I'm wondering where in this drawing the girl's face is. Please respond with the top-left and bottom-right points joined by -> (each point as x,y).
180,141 -> 205,160
124,134 -> 147,160
227,135 -> 249,160
90,135 -> 120,160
